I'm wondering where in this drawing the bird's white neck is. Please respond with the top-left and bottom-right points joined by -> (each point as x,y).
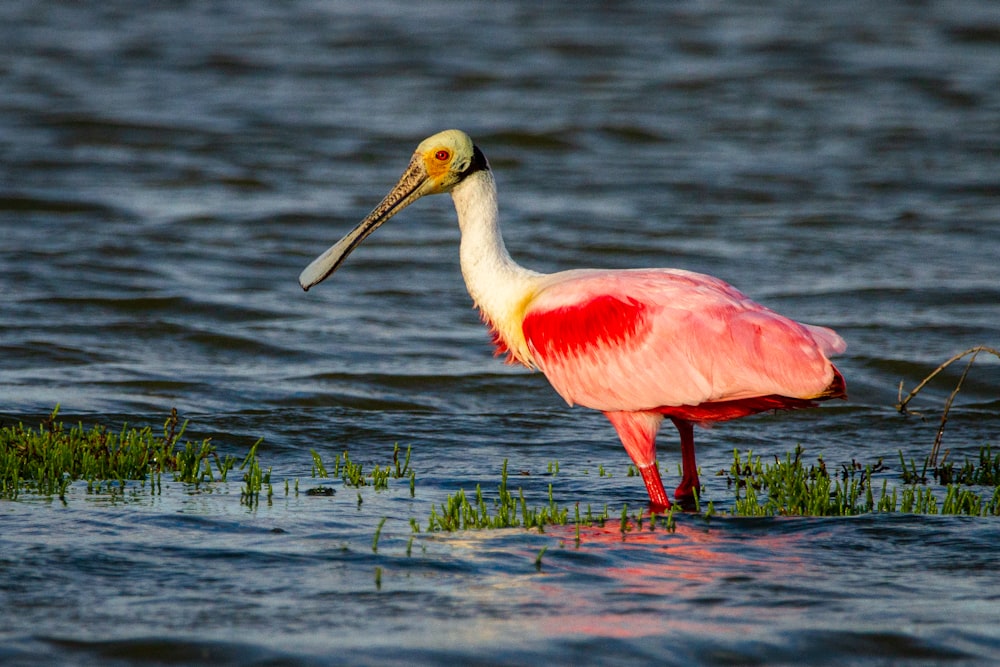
450,169 -> 542,366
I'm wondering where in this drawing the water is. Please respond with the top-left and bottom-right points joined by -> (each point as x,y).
2,0 -> 1000,664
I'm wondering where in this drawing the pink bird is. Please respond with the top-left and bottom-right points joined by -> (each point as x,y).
300,130 -> 846,510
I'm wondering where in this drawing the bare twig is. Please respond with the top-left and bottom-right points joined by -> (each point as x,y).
929,350 -> 978,467
896,346 -> 1000,414
895,345 -> 1000,467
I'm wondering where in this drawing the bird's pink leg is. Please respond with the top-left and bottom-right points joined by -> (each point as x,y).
604,411 -> 671,510
670,417 -> 701,501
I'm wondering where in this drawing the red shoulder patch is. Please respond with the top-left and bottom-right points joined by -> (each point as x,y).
523,294 -> 650,361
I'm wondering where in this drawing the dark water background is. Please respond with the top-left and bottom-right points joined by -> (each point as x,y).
2,1 -> 1000,665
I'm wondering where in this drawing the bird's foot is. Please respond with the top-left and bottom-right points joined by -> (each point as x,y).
647,498 -> 672,513
673,478 -> 702,511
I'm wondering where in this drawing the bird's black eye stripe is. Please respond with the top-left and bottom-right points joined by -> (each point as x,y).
463,145 -> 490,176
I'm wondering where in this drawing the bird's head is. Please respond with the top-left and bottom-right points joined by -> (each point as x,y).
299,129 -> 487,291
415,129 -> 481,194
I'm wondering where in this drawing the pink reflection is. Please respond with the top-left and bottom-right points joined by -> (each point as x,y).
535,518 -> 811,640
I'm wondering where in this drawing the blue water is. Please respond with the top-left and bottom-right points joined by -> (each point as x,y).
2,1 -> 1000,664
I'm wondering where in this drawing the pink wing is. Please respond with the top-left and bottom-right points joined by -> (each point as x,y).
521,268 -> 845,413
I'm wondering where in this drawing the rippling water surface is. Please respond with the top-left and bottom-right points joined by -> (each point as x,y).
2,1 -> 1000,665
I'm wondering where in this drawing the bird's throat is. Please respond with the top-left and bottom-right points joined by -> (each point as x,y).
450,170 -> 542,368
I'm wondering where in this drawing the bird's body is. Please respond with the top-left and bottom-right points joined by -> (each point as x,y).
300,129 -> 846,510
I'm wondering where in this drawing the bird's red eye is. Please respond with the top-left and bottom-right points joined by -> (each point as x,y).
435,150 -> 450,161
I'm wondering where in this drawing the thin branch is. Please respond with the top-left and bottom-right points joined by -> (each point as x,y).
929,349 -> 979,467
895,345 -> 1000,468
895,346 -> 1000,414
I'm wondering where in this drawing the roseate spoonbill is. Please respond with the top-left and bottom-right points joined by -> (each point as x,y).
299,129 -> 846,510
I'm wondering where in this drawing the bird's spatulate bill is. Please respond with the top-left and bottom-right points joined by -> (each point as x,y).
298,215 -> 381,290
299,156 -> 429,291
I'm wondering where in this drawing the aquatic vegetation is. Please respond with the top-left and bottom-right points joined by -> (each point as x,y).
425,459 -> 580,532
726,445 -> 1000,517
372,517 -> 387,553
0,407 -> 231,500
899,445 -> 1000,487
935,446 -> 1000,486
535,546 -> 548,571
239,439 -> 270,508
309,449 -> 329,477
3,408 -> 998,522
310,443 -> 413,491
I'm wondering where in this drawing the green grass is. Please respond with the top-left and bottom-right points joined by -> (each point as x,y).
0,407 -> 233,500
725,445 -> 1000,517
309,443 -> 413,492
372,517 -> 387,553
425,459 -> 580,532
3,408 -> 998,521
925,445 -> 998,486
239,439 -> 270,507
